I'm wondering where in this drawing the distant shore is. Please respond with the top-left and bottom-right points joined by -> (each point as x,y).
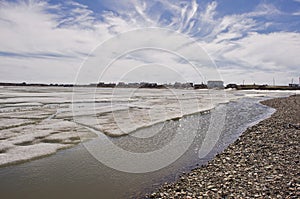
146,95 -> 300,198
1,82 -> 299,90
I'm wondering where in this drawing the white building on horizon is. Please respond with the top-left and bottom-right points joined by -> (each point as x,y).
207,80 -> 224,89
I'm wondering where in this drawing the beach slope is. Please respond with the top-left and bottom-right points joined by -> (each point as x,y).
147,95 -> 299,198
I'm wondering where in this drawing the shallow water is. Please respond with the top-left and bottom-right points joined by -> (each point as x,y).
0,97 -> 275,199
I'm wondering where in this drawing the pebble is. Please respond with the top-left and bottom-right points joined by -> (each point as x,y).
145,95 -> 300,198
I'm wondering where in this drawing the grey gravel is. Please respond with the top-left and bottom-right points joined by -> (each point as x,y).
145,95 -> 300,199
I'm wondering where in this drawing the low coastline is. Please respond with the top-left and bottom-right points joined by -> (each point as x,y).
146,95 -> 299,198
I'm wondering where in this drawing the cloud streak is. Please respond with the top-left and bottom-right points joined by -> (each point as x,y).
0,0 -> 299,85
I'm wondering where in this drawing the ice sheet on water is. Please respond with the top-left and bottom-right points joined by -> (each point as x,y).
0,86 -> 297,166
0,86 -> 97,166
0,118 -> 35,130
0,108 -> 55,119
72,88 -> 235,136
0,143 -> 71,166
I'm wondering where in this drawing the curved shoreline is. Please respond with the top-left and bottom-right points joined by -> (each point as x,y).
146,95 -> 299,198
0,94 -> 266,168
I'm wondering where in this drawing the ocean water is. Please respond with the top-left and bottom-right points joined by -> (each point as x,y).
0,87 -> 297,198
0,90 -> 288,198
0,86 -> 240,166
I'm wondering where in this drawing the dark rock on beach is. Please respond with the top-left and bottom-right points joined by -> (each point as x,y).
145,95 -> 300,198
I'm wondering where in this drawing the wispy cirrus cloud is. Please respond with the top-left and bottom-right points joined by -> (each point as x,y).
0,0 -> 299,84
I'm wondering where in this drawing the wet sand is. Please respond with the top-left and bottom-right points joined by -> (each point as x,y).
146,95 -> 300,198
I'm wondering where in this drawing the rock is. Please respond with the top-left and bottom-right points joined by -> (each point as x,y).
144,95 -> 300,199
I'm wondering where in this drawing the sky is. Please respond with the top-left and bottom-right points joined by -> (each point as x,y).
0,0 -> 300,85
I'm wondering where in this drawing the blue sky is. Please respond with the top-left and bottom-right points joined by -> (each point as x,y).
0,0 -> 300,85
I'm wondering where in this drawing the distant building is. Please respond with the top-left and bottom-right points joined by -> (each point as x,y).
97,82 -> 116,88
207,81 -> 224,89
140,82 -> 157,88
174,82 -> 182,88
194,83 -> 207,89
127,83 -> 139,88
117,82 -> 126,87
226,83 -> 238,89
289,83 -> 299,88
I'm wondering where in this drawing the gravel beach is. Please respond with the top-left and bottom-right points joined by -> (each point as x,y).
146,95 -> 300,198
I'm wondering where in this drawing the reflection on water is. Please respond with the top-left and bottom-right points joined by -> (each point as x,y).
0,97 -> 274,199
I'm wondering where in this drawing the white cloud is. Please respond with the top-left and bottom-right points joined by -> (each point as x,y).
222,32 -> 300,70
0,0 -> 299,85
0,0 -> 133,83
0,0 -> 114,55
201,1 -> 217,23
208,32 -> 300,84
292,11 -> 300,15
248,3 -> 282,17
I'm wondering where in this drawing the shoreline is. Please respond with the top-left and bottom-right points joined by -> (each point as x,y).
0,86 -> 253,168
146,95 -> 299,198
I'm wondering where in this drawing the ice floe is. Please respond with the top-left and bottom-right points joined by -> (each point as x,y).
0,86 -> 297,166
